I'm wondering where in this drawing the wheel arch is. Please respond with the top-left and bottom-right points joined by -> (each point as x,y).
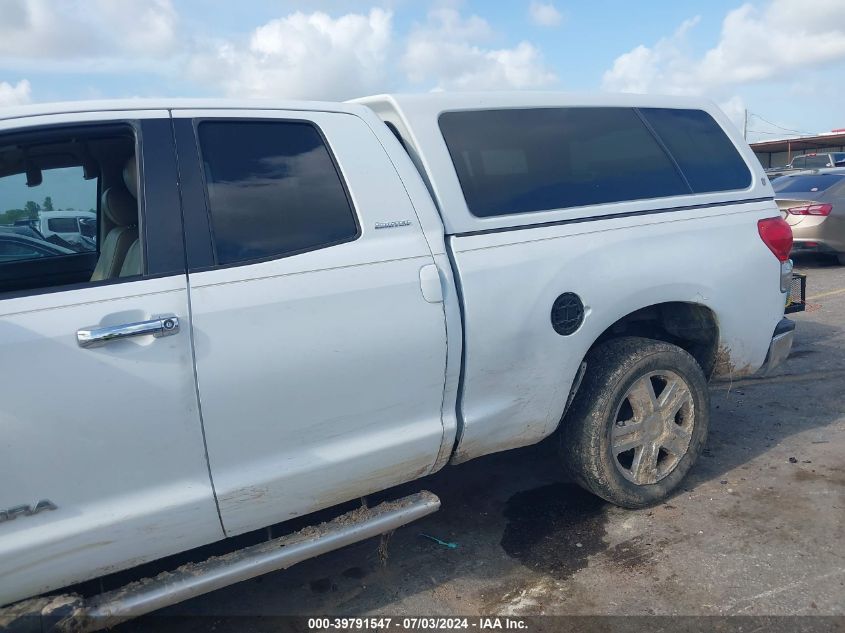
587,301 -> 720,377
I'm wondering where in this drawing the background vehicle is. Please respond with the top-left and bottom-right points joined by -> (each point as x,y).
765,153 -> 845,180
772,168 -> 845,264
12,218 -> 39,231
0,227 -> 75,262
36,210 -> 97,252
788,152 -> 845,170
0,94 -> 793,628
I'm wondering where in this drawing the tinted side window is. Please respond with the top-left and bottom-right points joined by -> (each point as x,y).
803,155 -> 831,168
640,108 -> 752,193
198,121 -> 358,266
439,108 -> 690,217
47,217 -> 82,232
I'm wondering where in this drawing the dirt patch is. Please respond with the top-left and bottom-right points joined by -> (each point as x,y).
711,345 -> 755,380
604,537 -> 667,574
793,467 -> 845,487
500,483 -> 609,580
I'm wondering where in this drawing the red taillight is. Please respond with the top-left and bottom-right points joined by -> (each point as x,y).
786,203 -> 832,216
758,217 -> 793,262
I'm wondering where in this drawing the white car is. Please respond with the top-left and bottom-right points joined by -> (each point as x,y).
0,93 -> 793,629
36,210 -> 97,249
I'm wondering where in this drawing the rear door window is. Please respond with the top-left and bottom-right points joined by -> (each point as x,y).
439,107 -> 690,217
638,108 -> 752,193
197,120 -> 359,266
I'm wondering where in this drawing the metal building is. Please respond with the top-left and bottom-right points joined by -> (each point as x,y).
751,130 -> 845,168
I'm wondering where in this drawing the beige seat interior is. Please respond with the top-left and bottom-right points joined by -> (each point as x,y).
90,156 -> 140,281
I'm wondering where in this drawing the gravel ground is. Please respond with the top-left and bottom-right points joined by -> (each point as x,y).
123,254 -> 845,630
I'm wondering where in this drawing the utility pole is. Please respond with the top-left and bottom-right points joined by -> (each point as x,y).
743,109 -> 748,140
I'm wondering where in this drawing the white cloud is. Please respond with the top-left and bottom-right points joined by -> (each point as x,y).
187,9 -> 393,100
698,1 -> 845,86
0,0 -> 179,67
92,0 -> 178,55
528,2 -> 563,27
601,16 -> 701,95
0,3 -> 559,102
603,0 -> 845,95
0,0 -> 97,60
717,95 -> 747,131
403,8 -> 557,91
0,80 -> 31,107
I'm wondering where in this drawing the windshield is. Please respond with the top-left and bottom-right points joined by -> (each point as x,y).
772,174 -> 845,194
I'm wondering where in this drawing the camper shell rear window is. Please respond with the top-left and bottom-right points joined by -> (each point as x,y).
438,107 -> 752,218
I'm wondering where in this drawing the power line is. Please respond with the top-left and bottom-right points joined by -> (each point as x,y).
748,112 -> 814,136
749,112 -> 805,134
747,129 -> 796,136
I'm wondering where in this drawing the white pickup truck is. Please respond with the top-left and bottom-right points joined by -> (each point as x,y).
0,93 -> 794,627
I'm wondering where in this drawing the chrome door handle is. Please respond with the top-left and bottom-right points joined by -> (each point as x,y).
77,316 -> 180,348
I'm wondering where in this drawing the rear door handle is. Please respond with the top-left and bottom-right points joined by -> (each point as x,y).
77,316 -> 180,348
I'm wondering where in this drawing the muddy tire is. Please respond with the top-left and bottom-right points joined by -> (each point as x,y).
560,336 -> 709,508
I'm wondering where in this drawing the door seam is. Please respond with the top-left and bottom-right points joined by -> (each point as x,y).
184,272 -> 227,537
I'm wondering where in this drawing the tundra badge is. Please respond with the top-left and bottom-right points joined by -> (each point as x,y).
375,220 -> 412,229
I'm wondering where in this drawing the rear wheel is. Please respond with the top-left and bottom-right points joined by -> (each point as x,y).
560,337 -> 709,508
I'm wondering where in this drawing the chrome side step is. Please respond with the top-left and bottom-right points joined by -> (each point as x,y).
31,491 -> 439,633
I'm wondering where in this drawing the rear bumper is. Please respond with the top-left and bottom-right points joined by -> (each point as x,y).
791,240 -> 838,255
790,216 -> 845,254
758,318 -> 795,376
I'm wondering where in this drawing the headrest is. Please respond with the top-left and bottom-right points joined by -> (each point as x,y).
102,186 -> 137,227
123,155 -> 138,199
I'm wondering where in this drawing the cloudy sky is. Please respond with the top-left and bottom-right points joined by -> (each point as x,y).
1,0 -> 844,143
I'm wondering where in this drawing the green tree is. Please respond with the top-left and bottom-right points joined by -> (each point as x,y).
43,196 -> 54,211
24,201 -> 40,217
0,209 -> 29,225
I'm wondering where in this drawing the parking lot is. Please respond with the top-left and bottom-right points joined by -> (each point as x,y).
125,255 -> 845,630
